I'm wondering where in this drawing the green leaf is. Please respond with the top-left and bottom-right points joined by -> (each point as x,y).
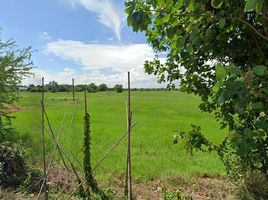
159,14 -> 170,24
215,64 -> 227,82
218,19 -> 226,29
253,65 -> 267,75
204,28 -> 212,43
212,82 -> 220,93
244,0 -> 257,11
175,0 -> 184,9
228,64 -> 241,75
211,0 -> 223,9
244,128 -> 253,138
156,0 -> 165,6
256,0 -> 264,13
166,27 -> 177,39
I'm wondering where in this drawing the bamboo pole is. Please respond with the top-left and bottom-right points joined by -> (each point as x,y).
65,122 -> 137,200
84,90 -> 87,114
127,72 -> 132,200
124,101 -> 129,196
72,78 -> 75,101
41,77 -> 48,200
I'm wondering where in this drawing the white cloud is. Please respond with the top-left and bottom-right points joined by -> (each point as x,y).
24,39 -> 167,87
29,39 -> 167,88
66,0 -> 122,41
40,31 -> 52,40
24,68 -> 75,85
45,39 -> 155,71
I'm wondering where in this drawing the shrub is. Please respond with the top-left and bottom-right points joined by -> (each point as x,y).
0,142 -> 27,188
22,168 -> 43,193
237,170 -> 268,200
114,84 -> 123,93
162,189 -> 192,200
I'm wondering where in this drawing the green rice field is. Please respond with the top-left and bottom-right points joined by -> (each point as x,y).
12,91 -> 227,183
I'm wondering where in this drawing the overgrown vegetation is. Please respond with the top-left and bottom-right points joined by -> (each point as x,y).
0,142 -> 27,187
163,189 -> 192,200
83,99 -> 107,199
0,38 -> 32,190
125,0 -> 268,198
0,38 -> 32,141
126,0 -> 267,184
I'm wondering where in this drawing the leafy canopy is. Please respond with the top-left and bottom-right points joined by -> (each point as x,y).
0,39 -> 32,141
125,0 -> 268,176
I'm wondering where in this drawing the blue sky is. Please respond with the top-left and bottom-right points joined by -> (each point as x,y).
0,0 -> 165,88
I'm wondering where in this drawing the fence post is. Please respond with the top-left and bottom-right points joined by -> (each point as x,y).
126,72 -> 132,200
72,78 -> 75,101
41,77 -> 48,200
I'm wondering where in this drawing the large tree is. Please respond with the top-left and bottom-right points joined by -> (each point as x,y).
125,0 -> 268,177
0,39 -> 32,141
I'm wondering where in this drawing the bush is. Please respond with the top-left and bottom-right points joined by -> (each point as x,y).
22,168 -> 43,193
0,142 -> 27,188
237,170 -> 268,200
162,189 -> 192,200
114,84 -> 123,93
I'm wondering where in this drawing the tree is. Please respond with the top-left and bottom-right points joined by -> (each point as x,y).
126,0 -> 268,177
0,39 -> 32,141
47,81 -> 59,93
88,83 -> 97,93
98,83 -> 108,91
114,84 -> 123,93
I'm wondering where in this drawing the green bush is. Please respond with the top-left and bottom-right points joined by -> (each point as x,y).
237,170 -> 268,200
162,189 -> 192,200
0,142 -> 27,188
22,168 -> 43,193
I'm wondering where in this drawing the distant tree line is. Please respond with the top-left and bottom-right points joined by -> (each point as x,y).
22,81 -> 169,93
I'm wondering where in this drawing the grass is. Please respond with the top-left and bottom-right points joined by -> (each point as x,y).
12,91 -> 227,183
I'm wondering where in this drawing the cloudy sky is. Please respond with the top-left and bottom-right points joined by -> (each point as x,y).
0,0 -> 165,88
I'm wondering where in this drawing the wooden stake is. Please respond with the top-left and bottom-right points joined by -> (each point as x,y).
124,100 -> 128,196
84,90 -> 87,114
41,77 -> 48,200
72,78 -> 75,101
127,72 -> 132,200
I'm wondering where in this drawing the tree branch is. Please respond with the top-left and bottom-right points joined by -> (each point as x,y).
148,7 -> 268,42
226,16 -> 268,42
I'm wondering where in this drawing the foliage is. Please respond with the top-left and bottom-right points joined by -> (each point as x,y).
0,39 -> 32,115
98,83 -> 108,91
21,168 -> 43,193
125,0 -> 268,177
47,81 -> 59,93
162,189 -> 192,200
88,83 -> 98,93
0,142 -> 27,187
0,39 -> 32,140
237,170 -> 268,200
114,84 -> 123,93
83,110 -> 107,199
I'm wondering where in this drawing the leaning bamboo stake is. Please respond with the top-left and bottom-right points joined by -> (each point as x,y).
42,104 -> 69,171
37,103 -> 70,200
41,77 -> 48,200
66,122 -> 137,200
